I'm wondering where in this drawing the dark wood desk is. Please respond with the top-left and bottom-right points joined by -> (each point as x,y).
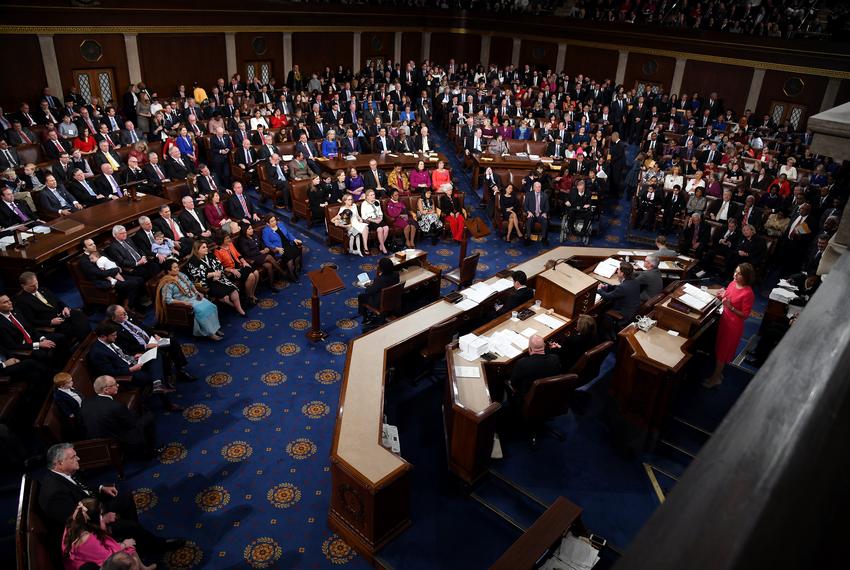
655,284 -> 721,336
490,496 -> 585,570
445,301 -> 572,484
306,267 -> 345,341
316,151 -> 449,174
0,195 -> 170,282
611,323 -> 698,449
330,246 -> 630,561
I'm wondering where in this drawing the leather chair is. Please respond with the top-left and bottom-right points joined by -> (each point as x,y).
363,281 -> 404,324
290,178 -> 314,225
16,475 -> 63,570
443,252 -> 480,289
568,340 -> 614,386
521,373 -> 583,446
69,255 -> 118,312
411,316 -> 458,384
506,139 -> 529,154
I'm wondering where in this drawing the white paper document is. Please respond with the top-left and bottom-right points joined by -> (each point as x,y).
616,250 -> 635,256
357,272 -> 371,286
594,258 -> 620,278
455,298 -> 479,311
462,286 -> 491,304
491,278 -> 514,292
681,283 -> 714,309
533,313 -> 564,329
136,347 -> 158,366
519,327 -> 537,338
454,366 -> 480,378
156,337 -> 171,347
381,423 -> 401,453
553,533 -> 600,569
32,225 -> 52,234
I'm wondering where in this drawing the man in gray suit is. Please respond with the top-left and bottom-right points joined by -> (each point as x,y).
635,255 -> 664,301
119,120 -> 145,146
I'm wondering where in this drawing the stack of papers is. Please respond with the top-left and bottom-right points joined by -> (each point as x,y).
681,284 -> 715,310
594,258 -> 621,279
455,298 -> 479,311
528,154 -> 540,160
777,278 -> 798,291
32,225 -> 51,234
462,281 -> 497,303
491,277 -> 514,292
769,287 -> 798,303
533,313 -> 564,329
381,423 -> 401,453
486,331 -> 523,358
0,236 -> 15,247
542,533 -> 599,570
659,261 -> 679,270
459,333 -> 489,360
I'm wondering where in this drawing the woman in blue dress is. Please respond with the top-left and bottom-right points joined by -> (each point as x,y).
321,130 -> 339,158
156,258 -> 223,341
175,126 -> 196,163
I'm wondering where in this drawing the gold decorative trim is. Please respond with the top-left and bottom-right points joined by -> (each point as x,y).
1,25 -> 848,79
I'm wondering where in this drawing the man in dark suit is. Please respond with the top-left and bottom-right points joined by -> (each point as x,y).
16,271 -> 90,344
524,182 -> 550,245
679,212 -> 711,260
208,126 -> 232,184
0,293 -> 67,370
374,128 -> 394,153
131,215 -> 159,258
122,155 -> 151,194
95,123 -> 122,149
357,257 -> 400,319
0,140 -> 20,170
265,154 -> 291,209
508,334 -> 562,399
706,190 -> 741,223
709,218 -> 742,262
0,187 -> 35,227
700,142 -> 722,167
119,120 -> 144,146
496,271 -> 534,316
234,138 -> 257,171
0,344 -> 52,388
177,196 -> 212,238
362,159 -> 388,196
79,239 -> 147,311
565,179 -> 594,237
598,262 -> 642,339
5,121 -> 36,146
609,131 -> 626,196
228,181 -> 260,224
634,255 -> 664,302
39,174 -> 83,216
42,131 -> 70,160
340,128 -> 361,155
142,152 -> 169,195
106,224 -> 160,280
39,442 -> 181,557
93,163 -> 126,200
464,128 -> 484,156
87,322 -> 172,394
51,152 -> 74,185
107,304 -> 195,384
92,139 -> 125,170
163,145 -> 194,180
195,163 -> 226,198
256,133 -> 278,161
153,204 -> 193,255
295,133 -> 321,173
660,185 -> 687,233
82,375 -> 157,457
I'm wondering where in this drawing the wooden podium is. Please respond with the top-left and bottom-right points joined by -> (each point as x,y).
535,262 -> 599,318
306,266 -> 344,341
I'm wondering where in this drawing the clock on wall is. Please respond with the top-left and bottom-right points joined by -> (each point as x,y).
80,39 -> 103,63
783,77 -> 805,98
252,36 -> 267,56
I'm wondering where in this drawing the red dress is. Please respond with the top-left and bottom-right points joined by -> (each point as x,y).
715,282 -> 754,363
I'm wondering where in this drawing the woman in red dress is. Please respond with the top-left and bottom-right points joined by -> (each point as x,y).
704,263 -> 755,388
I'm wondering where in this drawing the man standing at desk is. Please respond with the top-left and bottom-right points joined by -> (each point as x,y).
598,261 -> 641,339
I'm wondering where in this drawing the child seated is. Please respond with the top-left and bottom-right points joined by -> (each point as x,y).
151,231 -> 180,260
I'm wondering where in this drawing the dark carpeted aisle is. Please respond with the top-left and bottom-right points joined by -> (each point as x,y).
4,128 -> 768,569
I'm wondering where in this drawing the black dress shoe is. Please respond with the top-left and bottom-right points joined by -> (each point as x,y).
177,370 -> 198,382
162,537 -> 187,551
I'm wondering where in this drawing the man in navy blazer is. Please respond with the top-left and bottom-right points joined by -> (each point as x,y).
87,322 -> 172,395
39,174 -> 83,217
81,374 -> 157,458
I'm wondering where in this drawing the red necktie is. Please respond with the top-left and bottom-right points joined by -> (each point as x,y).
8,314 -> 32,344
21,131 -> 31,144
169,219 -> 179,239
54,140 -> 64,152
154,164 -> 164,180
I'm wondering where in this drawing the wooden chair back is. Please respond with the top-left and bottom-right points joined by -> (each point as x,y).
568,341 -> 613,386
521,373 -> 582,423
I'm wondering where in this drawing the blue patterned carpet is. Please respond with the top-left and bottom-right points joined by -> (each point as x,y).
3,129 -> 769,569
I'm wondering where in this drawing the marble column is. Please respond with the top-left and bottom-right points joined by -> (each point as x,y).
38,35 -> 63,98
